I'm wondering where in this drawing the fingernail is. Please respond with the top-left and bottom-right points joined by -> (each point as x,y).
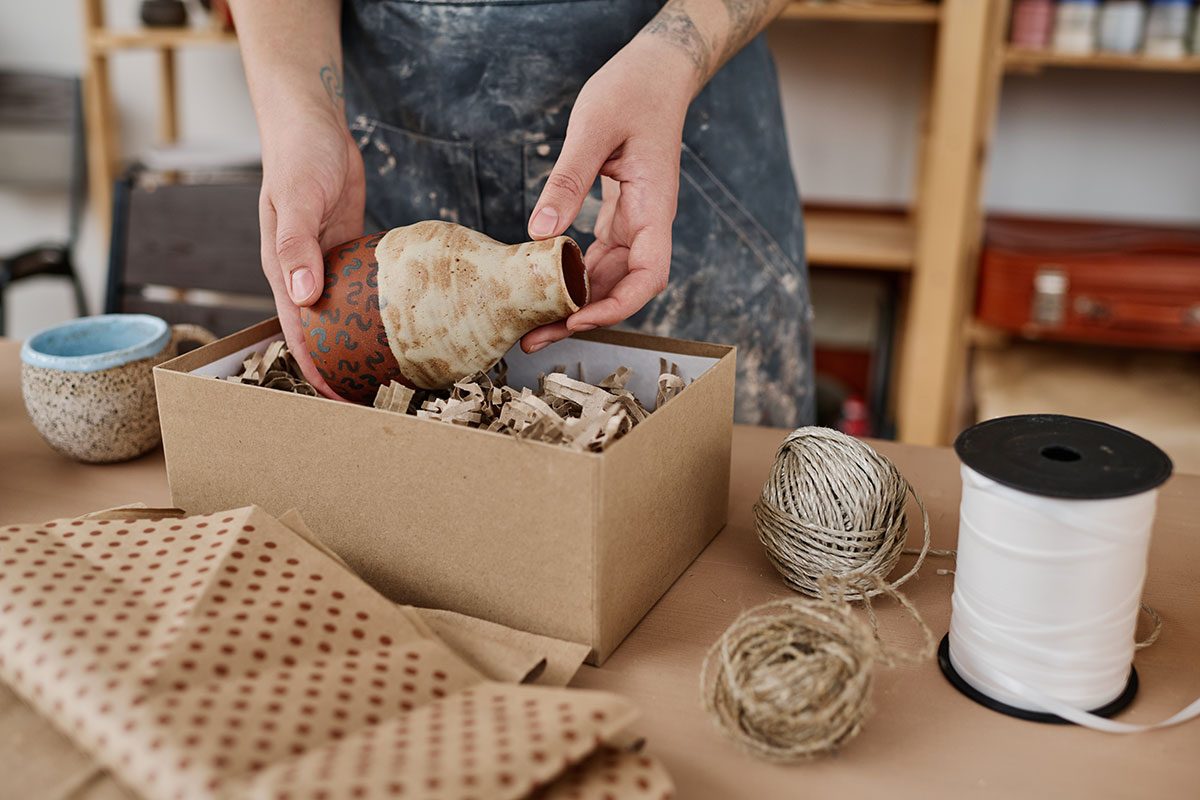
290,268 -> 315,302
529,207 -> 558,238
526,341 -> 549,354
571,323 -> 597,332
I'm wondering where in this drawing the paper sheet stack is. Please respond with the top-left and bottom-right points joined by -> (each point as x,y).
0,506 -> 673,799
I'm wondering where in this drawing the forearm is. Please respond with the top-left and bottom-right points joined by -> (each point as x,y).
228,0 -> 346,141
635,0 -> 790,95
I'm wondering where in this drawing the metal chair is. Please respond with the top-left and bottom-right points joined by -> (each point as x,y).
0,70 -> 89,336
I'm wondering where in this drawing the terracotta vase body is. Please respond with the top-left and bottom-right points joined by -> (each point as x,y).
301,221 -> 588,402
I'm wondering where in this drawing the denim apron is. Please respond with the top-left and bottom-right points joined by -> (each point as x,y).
342,0 -> 814,427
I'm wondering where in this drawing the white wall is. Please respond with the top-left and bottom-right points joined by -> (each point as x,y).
2,7 -> 1198,340
988,69 -> 1200,222
769,21 -> 935,208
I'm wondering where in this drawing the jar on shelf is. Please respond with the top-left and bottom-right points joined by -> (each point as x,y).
1054,0 -> 1101,54
1144,0 -> 1193,58
1098,0 -> 1147,53
1011,0 -> 1056,50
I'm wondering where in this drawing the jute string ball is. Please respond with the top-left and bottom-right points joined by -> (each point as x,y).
753,426 -> 930,601
700,576 -> 933,762
700,592 -> 877,762
699,427 -> 937,762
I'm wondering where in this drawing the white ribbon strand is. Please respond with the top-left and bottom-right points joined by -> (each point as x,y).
948,465 -> 1200,733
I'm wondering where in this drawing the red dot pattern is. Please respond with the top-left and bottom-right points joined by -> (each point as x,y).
534,748 -> 674,800
0,508 -> 674,799
256,683 -> 652,799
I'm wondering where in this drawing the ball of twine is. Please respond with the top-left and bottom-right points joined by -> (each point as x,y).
700,593 -> 877,762
754,426 -> 930,601
701,427 -> 936,763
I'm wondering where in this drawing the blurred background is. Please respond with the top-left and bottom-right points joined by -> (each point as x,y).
1,0 -> 1197,467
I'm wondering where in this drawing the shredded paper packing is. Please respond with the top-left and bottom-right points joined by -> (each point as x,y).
226,340 -> 317,397
229,344 -> 688,453
0,507 -> 674,800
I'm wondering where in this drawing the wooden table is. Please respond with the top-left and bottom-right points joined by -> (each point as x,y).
2,339 -> 1197,798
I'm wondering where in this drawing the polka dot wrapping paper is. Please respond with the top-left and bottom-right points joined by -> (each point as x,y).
0,506 -> 674,799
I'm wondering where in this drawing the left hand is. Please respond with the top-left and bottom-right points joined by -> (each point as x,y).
521,37 -> 697,353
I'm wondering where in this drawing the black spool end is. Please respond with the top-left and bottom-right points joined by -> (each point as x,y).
937,635 -> 1139,725
954,414 -> 1173,499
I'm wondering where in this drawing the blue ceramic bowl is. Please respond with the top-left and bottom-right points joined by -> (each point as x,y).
21,314 -> 213,463
20,314 -> 171,372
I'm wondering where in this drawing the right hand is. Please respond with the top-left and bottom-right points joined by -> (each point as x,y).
258,104 -> 365,399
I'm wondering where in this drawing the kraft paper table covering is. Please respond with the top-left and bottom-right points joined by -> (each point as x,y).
1,339 -> 1197,798
0,505 -> 672,800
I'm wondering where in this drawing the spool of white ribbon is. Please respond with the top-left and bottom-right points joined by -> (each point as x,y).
948,464 -> 1200,732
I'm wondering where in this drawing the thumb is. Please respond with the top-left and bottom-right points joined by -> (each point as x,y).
274,201 -> 326,306
528,131 -> 611,240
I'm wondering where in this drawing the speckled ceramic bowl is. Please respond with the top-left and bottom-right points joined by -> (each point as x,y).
20,315 -> 215,463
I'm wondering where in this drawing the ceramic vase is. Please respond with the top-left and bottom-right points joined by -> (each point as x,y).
300,221 -> 589,403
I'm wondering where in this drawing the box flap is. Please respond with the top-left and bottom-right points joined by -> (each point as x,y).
157,317 -> 282,375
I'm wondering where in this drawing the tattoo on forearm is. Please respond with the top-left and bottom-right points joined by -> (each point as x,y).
719,0 -> 770,62
319,63 -> 344,107
642,0 -> 785,81
644,7 -> 713,77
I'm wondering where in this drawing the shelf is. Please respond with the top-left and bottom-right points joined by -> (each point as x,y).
1005,49 -> 1200,74
805,208 -> 915,271
780,1 -> 940,24
89,27 -> 237,52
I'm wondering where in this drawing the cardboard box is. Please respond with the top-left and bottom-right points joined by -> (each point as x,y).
154,318 -> 735,663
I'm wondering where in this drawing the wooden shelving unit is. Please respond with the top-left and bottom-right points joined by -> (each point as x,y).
81,0 -> 238,233
778,0 -> 1010,444
782,3 -> 934,282
781,1 -> 940,24
958,9 -> 1200,438
781,2 -> 1200,443
89,27 -> 237,52
1006,49 -> 1200,74
804,208 -> 915,271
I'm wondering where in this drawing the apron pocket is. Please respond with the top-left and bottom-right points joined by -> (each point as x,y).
678,143 -> 804,296
656,145 -> 812,427
352,116 -> 482,231
522,139 -> 604,250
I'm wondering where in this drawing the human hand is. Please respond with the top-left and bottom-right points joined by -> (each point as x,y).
257,102 -> 365,399
520,36 -> 697,353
